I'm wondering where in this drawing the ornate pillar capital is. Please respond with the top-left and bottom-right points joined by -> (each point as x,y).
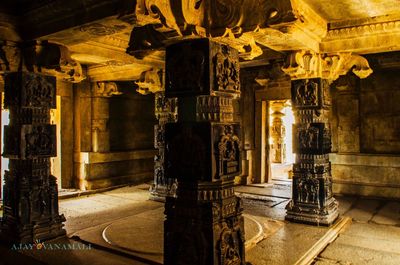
282,51 -> 373,82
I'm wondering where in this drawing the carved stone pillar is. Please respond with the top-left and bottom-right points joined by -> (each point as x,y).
270,101 -> 286,164
282,51 -> 373,226
0,71 -> 66,243
135,69 -> 180,200
285,78 -> 338,225
149,92 -> 178,201
164,39 -> 245,265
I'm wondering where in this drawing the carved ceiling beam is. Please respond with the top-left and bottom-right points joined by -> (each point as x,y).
20,0 -> 136,40
321,20 -> 400,54
281,51 -> 373,81
37,16 -> 135,46
0,40 -> 85,83
135,68 -> 164,95
129,0 -> 327,59
87,62 -> 153,82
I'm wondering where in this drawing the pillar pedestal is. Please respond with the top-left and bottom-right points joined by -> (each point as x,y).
285,78 -> 339,226
164,39 -> 246,265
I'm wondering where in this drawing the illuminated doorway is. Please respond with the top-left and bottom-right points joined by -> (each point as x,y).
269,100 -> 295,181
1,93 -> 9,201
50,96 -> 62,190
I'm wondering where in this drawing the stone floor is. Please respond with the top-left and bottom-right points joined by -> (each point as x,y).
314,196 -> 400,265
1,184 -> 400,265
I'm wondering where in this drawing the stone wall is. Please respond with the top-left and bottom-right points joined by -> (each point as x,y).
331,52 -> 400,198
57,80 -> 74,188
74,81 -> 157,190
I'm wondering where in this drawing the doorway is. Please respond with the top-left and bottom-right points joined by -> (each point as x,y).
268,100 -> 295,182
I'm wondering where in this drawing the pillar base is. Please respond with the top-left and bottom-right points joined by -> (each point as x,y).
164,193 -> 246,265
285,198 -> 339,226
149,183 -> 177,202
0,215 -> 66,244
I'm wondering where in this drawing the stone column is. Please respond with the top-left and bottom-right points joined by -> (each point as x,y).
164,39 -> 245,265
282,51 -> 373,226
149,92 -> 178,201
285,78 -> 338,225
0,71 -> 66,243
91,81 -> 121,153
270,101 -> 286,164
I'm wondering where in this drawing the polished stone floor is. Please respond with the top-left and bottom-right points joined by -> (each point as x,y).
1,184 -> 400,265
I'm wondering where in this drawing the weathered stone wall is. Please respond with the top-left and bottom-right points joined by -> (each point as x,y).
331,52 -> 400,198
74,81 -> 157,190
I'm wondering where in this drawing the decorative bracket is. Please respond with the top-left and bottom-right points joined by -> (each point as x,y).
0,40 -> 85,83
92,81 -> 122,97
282,51 -> 373,81
135,68 -> 164,95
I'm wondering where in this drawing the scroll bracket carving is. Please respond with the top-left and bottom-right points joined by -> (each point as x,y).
282,51 -> 373,82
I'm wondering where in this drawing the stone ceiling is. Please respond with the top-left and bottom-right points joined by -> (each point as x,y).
2,0 -> 400,82
302,0 -> 400,22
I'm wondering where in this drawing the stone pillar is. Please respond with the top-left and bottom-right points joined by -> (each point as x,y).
91,82 -> 121,153
164,39 -> 245,265
281,51 -> 373,226
149,92 -> 178,201
270,101 -> 286,164
0,71 -> 66,243
285,78 -> 339,225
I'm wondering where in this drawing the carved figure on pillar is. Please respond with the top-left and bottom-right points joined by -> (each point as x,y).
0,69 -> 66,243
164,39 -> 245,265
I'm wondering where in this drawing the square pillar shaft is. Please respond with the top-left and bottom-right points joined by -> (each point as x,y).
0,72 -> 65,243
285,78 -> 339,226
164,39 -> 246,265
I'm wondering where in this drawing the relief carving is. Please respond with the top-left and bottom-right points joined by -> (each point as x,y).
79,23 -> 127,36
214,45 -> 240,94
23,125 -> 56,158
23,74 -> 55,108
296,176 -> 320,206
293,79 -> 319,108
4,73 -> 56,109
196,96 -> 234,122
155,93 -> 178,122
216,125 -> 240,178
219,227 -> 242,265
295,123 -> 330,154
